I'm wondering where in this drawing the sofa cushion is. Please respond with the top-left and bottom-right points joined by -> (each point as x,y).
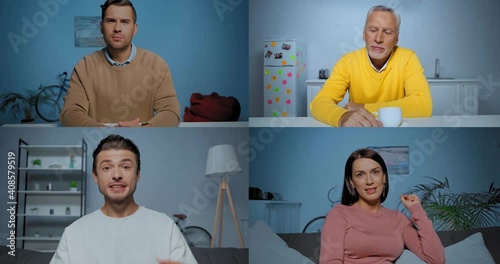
277,233 -> 321,263
250,221 -> 314,264
396,232 -> 495,264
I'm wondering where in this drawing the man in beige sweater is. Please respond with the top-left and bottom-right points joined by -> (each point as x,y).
60,0 -> 180,127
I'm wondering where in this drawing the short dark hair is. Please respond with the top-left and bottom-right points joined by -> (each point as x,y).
341,148 -> 389,205
92,134 -> 141,174
101,0 -> 137,23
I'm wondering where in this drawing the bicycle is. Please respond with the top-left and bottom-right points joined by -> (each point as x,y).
173,213 -> 212,248
35,71 -> 70,122
302,186 -> 340,233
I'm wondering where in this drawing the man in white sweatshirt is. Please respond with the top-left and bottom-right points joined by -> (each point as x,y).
50,134 -> 197,264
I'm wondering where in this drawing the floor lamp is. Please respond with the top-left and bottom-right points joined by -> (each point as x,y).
205,144 -> 245,248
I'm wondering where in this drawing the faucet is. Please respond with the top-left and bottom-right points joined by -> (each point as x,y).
434,58 -> 440,79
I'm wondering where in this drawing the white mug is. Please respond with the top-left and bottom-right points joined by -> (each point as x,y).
373,107 -> 402,127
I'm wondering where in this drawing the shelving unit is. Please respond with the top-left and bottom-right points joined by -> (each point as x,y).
15,139 -> 87,252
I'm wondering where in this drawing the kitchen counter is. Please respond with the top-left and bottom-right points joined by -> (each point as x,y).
1,122 -> 248,128
249,115 -> 500,127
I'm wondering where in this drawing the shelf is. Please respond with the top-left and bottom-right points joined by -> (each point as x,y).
19,167 -> 82,172
18,214 -> 80,218
19,191 -> 81,195
20,145 -> 83,155
17,236 -> 61,241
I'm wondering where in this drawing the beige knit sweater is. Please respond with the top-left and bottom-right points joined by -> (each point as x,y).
60,47 -> 180,127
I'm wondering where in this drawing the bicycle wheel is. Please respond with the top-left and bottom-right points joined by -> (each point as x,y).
182,226 -> 212,248
303,216 -> 326,233
35,85 -> 67,122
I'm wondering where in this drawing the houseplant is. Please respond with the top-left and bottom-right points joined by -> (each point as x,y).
69,181 -> 78,192
0,86 -> 50,123
400,177 -> 499,231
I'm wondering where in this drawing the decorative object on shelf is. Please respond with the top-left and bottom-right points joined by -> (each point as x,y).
49,163 -> 63,169
65,207 -> 71,216
32,159 -> 42,168
34,183 -> 40,191
46,183 -> 52,191
34,232 -> 39,238
69,154 -> 75,168
30,208 -> 39,215
49,209 -> 54,215
69,181 -> 78,191
205,144 -> 245,248
400,177 -> 500,231
48,232 -> 53,238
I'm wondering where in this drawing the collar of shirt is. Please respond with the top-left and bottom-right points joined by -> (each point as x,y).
367,49 -> 392,73
104,43 -> 136,66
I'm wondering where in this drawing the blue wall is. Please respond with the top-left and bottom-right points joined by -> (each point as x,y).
0,0 -> 249,124
250,0 -> 500,116
0,127 -> 249,247
249,128 -> 500,231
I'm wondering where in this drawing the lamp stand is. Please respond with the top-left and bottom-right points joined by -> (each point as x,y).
211,177 -> 245,248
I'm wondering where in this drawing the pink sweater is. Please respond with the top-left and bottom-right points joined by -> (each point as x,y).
320,203 -> 445,264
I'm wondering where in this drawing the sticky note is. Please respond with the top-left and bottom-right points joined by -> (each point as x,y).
272,76 -> 276,81
274,88 -> 279,92
275,97 -> 280,103
267,100 -> 272,105
286,89 -> 291,94
286,99 -> 291,105
282,80 -> 287,85
281,60 -> 287,66
277,70 -> 282,75
265,70 -> 269,75
287,72 -> 292,78
266,84 -> 271,89
282,112 -> 288,117
271,42 -> 276,47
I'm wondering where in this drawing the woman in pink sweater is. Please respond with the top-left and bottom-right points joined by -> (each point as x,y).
320,148 -> 445,264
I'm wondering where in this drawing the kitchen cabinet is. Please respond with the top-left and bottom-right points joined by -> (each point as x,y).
15,139 -> 87,252
428,79 -> 479,115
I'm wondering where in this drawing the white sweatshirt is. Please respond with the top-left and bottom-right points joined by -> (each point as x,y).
50,206 -> 197,264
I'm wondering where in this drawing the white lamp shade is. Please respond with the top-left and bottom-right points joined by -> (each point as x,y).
205,144 -> 242,177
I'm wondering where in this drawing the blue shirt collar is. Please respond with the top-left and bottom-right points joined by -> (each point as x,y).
104,43 -> 136,66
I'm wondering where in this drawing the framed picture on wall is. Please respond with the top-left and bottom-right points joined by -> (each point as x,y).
74,16 -> 105,47
368,146 -> 409,175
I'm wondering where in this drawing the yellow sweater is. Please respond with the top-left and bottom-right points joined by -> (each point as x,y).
60,47 -> 180,127
310,47 -> 432,126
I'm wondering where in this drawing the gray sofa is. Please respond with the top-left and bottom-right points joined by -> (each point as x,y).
278,226 -> 500,264
0,246 -> 248,264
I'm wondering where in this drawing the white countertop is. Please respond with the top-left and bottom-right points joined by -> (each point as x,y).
1,122 -> 248,128
249,116 -> 500,127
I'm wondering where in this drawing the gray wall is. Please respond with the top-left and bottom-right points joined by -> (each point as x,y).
250,0 -> 500,116
0,128 -> 249,248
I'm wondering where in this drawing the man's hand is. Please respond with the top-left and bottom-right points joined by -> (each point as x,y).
400,194 -> 421,209
344,102 -> 365,111
339,107 -> 382,127
117,118 -> 152,127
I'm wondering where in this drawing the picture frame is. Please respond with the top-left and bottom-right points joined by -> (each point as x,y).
368,146 -> 409,175
74,16 -> 105,47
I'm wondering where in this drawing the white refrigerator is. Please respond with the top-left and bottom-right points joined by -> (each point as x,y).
263,40 -> 307,117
